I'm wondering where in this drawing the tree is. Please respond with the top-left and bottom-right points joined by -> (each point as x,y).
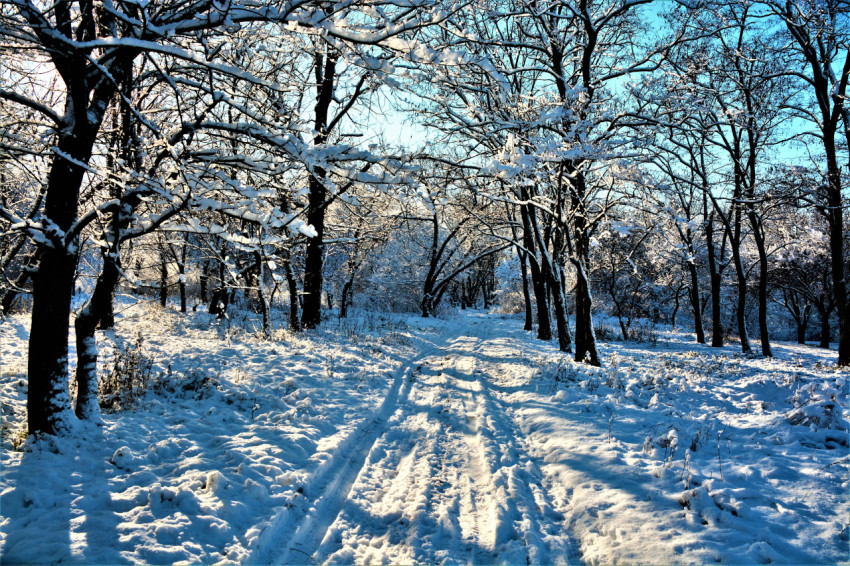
760,0 -> 850,365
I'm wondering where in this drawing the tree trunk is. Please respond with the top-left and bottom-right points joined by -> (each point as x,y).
29,245 -> 79,434
282,254 -> 300,331
255,252 -> 271,339
618,310 -> 629,342
200,261 -> 209,304
339,278 -> 353,318
519,250 -> 533,331
177,238 -> 187,314
820,309 -> 831,349
301,48 -> 338,329
572,255 -> 600,366
705,206 -> 725,348
671,288 -> 680,328
520,203 -> 551,340
548,263 -> 572,353
797,321 -> 807,345
734,265 -> 750,354
301,175 -> 326,329
27,130 -> 95,435
825,142 -> 848,364
159,245 -> 168,308
687,262 -> 705,344
73,252 -> 121,422
749,217 -> 772,357
421,292 -> 434,318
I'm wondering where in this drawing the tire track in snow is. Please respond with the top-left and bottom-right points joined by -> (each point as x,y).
246,347 -> 430,565
443,333 -> 580,565
307,330 -> 579,564
309,356 -> 501,564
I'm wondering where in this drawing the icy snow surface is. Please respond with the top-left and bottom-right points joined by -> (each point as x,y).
1,308 -> 848,564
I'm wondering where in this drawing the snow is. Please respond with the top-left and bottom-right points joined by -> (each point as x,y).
1,308 -> 848,564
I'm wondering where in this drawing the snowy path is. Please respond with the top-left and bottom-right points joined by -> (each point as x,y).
268,320 -> 579,565
2,310 -> 846,565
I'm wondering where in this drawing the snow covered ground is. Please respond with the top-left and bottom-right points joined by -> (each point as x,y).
1,305 -> 848,564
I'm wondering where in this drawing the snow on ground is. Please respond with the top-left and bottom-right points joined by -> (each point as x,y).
1,306 -> 848,564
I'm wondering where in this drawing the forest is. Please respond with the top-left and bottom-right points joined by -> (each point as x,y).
0,0 -> 848,564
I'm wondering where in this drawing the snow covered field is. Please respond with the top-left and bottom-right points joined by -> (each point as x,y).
1,306 -> 848,564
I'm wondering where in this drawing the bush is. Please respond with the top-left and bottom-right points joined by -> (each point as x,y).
153,366 -> 219,400
629,320 -> 659,346
594,322 -> 619,342
99,333 -> 153,412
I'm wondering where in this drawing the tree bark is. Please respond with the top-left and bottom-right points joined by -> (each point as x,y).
706,208 -> 725,348
572,254 -> 600,366
797,321 -> 806,345
687,262 -> 705,344
73,252 -> 121,422
159,244 -> 168,308
28,127 -> 96,434
282,253 -> 300,331
255,251 -> 271,339
301,49 -> 338,329
520,202 -> 551,340
820,309 -> 831,349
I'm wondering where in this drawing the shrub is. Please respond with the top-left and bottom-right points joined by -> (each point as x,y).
99,333 -> 153,411
594,322 -> 619,342
629,320 -> 659,346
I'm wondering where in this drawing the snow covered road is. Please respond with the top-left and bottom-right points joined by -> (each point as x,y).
2,309 -> 847,565
287,325 -> 579,565
259,315 -> 848,565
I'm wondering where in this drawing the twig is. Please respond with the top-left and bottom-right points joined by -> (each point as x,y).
821,456 -> 850,470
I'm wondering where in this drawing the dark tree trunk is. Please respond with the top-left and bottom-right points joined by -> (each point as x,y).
282,254 -> 300,331
178,268 -> 186,313
687,263 -> 705,344
159,245 -> 168,308
797,322 -> 807,345
572,254 -> 599,366
28,127 -> 97,434
548,263 -> 572,353
209,287 -> 230,318
520,202 -> 551,341
339,278 -> 353,318
511,217 -> 533,331
570,171 -> 600,366
706,227 -> 724,347
301,48 -> 338,329
820,310 -> 831,349
749,218 -> 772,356
671,287 -> 680,328
825,143 -> 848,364
255,252 -> 271,339
209,240 -> 229,317
200,261 -> 209,304
177,237 -> 187,314
301,184 -> 326,327
733,261 -> 750,353
618,309 -> 629,341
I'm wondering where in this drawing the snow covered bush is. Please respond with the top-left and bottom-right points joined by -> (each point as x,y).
786,377 -> 849,443
98,334 -> 154,412
153,367 -> 220,401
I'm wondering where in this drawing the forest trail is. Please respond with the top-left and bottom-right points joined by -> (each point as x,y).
2,310 -> 846,565
271,317 -> 580,565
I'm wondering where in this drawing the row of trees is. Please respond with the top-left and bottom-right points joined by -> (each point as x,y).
0,0 -> 847,436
